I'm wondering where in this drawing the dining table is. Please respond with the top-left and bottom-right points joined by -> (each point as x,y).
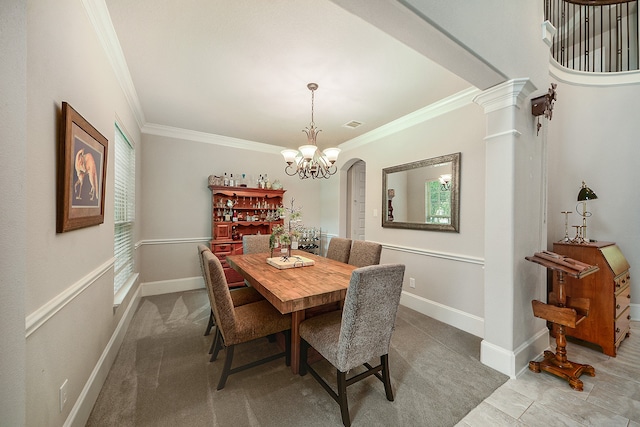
226,250 -> 357,374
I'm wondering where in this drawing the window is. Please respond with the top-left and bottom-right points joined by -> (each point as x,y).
425,180 -> 451,224
114,124 -> 135,296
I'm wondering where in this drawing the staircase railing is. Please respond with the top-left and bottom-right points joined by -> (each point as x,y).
544,0 -> 639,72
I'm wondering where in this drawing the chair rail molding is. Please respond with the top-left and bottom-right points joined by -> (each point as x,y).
26,257 -> 114,338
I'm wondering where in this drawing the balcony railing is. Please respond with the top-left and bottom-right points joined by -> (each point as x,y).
544,0 -> 639,72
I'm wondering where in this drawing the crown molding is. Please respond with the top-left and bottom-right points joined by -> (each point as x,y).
141,123 -> 285,154
82,0 -> 146,130
339,86 -> 481,152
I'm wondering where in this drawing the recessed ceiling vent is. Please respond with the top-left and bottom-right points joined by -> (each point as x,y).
342,120 -> 363,129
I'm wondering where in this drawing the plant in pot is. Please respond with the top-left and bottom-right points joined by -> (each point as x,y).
290,229 -> 301,250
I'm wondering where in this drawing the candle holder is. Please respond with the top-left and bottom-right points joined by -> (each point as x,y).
559,211 -> 571,242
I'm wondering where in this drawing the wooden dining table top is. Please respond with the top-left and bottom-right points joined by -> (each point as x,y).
226,250 -> 357,314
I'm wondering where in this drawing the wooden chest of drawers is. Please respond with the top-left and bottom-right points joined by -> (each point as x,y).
552,241 -> 631,356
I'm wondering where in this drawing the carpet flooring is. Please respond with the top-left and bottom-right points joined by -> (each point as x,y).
87,289 -> 507,426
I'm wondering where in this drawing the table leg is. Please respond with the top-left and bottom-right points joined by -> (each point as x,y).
290,310 -> 305,374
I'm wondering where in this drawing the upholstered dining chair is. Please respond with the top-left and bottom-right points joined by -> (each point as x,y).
197,245 -> 263,339
242,234 -> 272,255
347,240 -> 382,267
203,250 -> 292,390
299,263 -> 405,427
325,237 -> 352,264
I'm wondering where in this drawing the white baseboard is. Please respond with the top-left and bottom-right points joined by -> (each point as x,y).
631,303 -> 639,321
140,276 -> 205,297
399,291 -> 484,338
480,326 -> 550,379
64,284 -> 142,427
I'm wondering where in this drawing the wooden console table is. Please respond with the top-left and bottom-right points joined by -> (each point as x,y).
525,251 -> 599,391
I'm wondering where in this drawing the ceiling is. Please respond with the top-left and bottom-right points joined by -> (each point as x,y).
104,0 -> 474,150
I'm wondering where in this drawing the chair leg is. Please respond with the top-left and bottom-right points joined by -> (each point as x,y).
299,338 -> 309,376
381,354 -> 394,401
284,330 -> 291,367
208,326 -> 217,354
337,370 -> 351,427
217,344 -> 235,390
204,310 -> 215,336
210,329 -> 223,362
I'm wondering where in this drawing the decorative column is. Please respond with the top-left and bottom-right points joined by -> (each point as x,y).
474,78 -> 549,377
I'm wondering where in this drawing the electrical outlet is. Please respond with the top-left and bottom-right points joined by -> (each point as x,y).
409,277 -> 416,288
59,379 -> 68,412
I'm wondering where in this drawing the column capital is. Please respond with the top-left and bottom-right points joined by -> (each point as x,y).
473,78 -> 537,114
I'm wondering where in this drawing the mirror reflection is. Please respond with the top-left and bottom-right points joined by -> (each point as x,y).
382,153 -> 460,232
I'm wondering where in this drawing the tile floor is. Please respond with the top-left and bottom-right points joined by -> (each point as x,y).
458,322 -> 639,426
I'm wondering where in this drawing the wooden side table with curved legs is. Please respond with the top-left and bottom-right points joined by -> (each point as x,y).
525,251 -> 599,391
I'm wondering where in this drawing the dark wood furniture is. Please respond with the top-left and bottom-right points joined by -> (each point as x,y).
209,185 -> 284,288
226,251 -> 357,374
552,241 -> 631,356
526,251 -> 599,391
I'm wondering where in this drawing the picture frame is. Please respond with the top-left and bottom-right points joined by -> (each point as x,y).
57,102 -> 108,233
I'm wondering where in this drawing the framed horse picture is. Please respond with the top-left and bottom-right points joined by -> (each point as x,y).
57,102 -> 108,233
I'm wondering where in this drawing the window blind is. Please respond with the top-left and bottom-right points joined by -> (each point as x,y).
114,124 -> 135,294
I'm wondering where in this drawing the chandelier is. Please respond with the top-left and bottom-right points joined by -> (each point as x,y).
281,83 -> 340,179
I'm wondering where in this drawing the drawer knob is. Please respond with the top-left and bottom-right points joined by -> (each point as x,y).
616,283 -> 621,288
616,327 -> 620,333
617,304 -> 621,309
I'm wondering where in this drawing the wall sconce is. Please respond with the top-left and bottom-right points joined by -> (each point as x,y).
531,83 -> 557,135
439,174 -> 452,191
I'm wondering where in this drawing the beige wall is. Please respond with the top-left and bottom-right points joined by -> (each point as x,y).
25,0 -> 141,425
547,67 -> 640,316
138,133 -> 324,290
1,1 -> 27,425
322,100 -> 487,332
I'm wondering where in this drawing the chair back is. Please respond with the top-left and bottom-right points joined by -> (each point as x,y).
347,240 -> 382,267
242,234 -> 271,254
197,244 -> 211,277
198,245 -> 218,311
203,251 -> 237,343
336,264 -> 405,371
326,237 -> 352,263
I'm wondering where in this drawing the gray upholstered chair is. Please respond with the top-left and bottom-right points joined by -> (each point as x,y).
242,234 -> 272,255
347,240 -> 382,268
299,263 -> 405,427
326,237 -> 352,263
203,251 -> 291,390
197,245 -> 263,340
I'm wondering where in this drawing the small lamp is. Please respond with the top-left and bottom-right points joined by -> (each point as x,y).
576,181 -> 597,242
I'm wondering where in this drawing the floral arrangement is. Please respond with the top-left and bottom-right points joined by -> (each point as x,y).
270,198 -> 304,258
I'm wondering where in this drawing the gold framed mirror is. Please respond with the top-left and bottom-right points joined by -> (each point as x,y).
382,152 -> 460,232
